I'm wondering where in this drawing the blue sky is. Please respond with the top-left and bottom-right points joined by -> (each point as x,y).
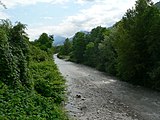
0,0 -> 159,40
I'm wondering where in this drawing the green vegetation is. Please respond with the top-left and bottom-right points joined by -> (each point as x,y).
0,20 -> 68,119
58,38 -> 72,60
31,33 -> 54,53
58,0 -> 160,91
71,32 -> 86,63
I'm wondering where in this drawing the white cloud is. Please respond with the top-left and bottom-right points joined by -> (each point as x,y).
26,25 -> 53,40
52,0 -> 136,37
26,22 -> 78,40
51,0 -> 69,5
22,0 -> 160,40
3,0 -> 69,8
75,0 -> 100,4
0,11 -> 10,19
42,16 -> 54,20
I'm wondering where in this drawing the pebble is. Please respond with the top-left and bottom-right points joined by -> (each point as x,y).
109,100 -> 113,104
76,94 -> 81,98
82,98 -> 86,101
97,110 -> 100,114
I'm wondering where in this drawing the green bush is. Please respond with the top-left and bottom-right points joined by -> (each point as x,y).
0,82 -> 68,120
29,61 -> 66,104
29,45 -> 49,62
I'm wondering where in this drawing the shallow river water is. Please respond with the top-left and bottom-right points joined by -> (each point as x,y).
54,55 -> 160,120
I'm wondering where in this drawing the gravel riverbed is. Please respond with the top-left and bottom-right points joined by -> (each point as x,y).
54,55 -> 160,120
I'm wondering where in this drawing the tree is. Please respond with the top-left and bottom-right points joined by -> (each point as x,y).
71,32 -> 86,63
33,33 -> 54,52
99,28 -> 117,75
116,0 -> 159,86
10,22 -> 30,87
84,42 -> 95,66
145,6 -> 160,89
0,28 -> 13,85
59,38 -> 72,56
88,26 -> 107,69
0,20 -> 30,87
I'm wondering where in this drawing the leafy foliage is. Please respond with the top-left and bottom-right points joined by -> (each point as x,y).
0,20 -> 68,119
0,20 -> 30,87
58,38 -> 72,56
99,28 -> 117,75
115,0 -> 160,86
0,82 -> 68,120
31,33 -> 54,53
29,61 -> 65,103
85,26 -> 107,69
71,32 -> 86,63
29,45 -> 50,62
83,42 -> 95,67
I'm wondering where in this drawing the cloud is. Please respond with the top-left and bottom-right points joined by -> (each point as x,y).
25,0 -> 159,40
42,17 -> 54,20
75,0 -> 100,4
26,22 -> 78,40
0,11 -> 10,19
56,0 -> 135,36
3,0 -> 69,8
51,0 -> 69,5
26,0 -> 136,40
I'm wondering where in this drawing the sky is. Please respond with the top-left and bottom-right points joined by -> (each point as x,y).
0,0 -> 159,40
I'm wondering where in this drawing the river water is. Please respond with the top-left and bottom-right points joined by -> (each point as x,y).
54,55 -> 160,120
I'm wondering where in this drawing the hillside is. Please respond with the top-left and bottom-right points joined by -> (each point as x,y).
54,35 -> 66,46
155,1 -> 160,9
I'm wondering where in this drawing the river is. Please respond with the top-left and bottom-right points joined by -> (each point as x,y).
54,55 -> 160,120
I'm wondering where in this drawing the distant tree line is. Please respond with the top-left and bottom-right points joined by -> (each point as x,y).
58,0 -> 160,90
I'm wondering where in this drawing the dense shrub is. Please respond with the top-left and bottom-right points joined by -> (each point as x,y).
29,61 -> 66,104
0,82 -> 68,120
0,20 -> 68,119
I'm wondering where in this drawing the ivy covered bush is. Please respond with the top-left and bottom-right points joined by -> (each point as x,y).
0,20 -> 68,119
